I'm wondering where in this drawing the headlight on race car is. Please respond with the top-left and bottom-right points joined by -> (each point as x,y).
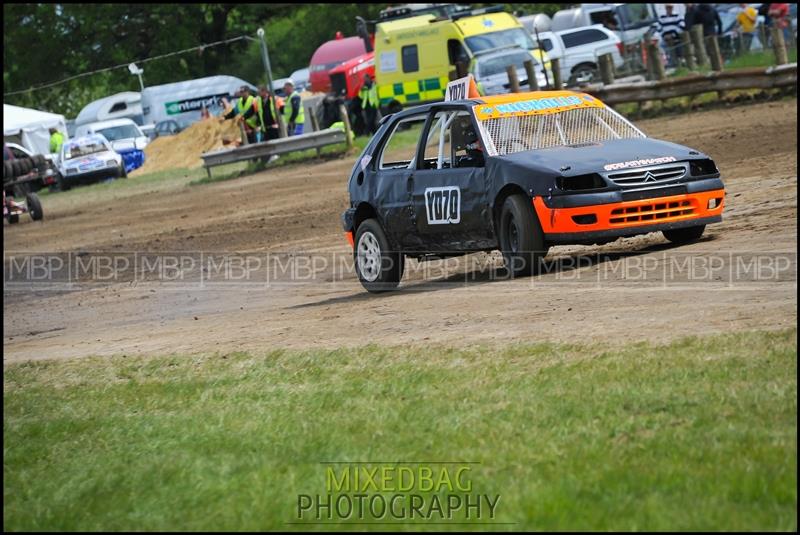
66,168 -> 78,175
689,159 -> 719,177
107,160 -> 118,167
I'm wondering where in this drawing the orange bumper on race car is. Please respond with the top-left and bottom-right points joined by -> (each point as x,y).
533,189 -> 725,244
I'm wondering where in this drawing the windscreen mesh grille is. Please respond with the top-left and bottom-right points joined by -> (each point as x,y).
478,107 -> 644,156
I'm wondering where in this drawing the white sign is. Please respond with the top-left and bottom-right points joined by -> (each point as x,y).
379,51 -> 398,73
445,76 -> 471,101
425,186 -> 461,225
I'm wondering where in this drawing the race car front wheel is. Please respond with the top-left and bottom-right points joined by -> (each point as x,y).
354,218 -> 404,293
663,224 -> 705,244
499,194 -> 549,277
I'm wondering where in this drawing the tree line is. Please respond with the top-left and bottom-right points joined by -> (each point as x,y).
3,3 -> 564,118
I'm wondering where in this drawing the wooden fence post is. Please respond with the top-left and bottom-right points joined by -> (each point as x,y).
771,26 -> 789,65
647,41 -> 666,81
680,31 -> 696,70
523,59 -> 539,90
506,65 -> 521,93
707,35 -> 724,71
309,108 -> 322,156
690,24 -> 709,67
599,53 -> 615,85
338,103 -> 353,150
551,58 -> 563,89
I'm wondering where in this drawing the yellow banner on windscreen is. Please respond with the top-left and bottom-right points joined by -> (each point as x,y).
473,93 -> 606,121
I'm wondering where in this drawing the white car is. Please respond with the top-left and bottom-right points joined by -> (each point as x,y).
532,25 -> 624,86
57,135 -> 126,190
74,118 -> 149,152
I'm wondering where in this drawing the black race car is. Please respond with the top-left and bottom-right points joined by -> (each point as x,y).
342,90 -> 725,292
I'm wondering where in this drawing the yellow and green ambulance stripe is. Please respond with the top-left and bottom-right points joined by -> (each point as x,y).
378,75 -> 450,106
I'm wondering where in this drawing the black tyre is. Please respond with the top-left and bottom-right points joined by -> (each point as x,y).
26,193 -> 43,221
498,194 -> 549,277
570,63 -> 598,85
12,160 -> 22,178
21,158 -> 33,174
354,218 -> 404,293
663,224 -> 705,244
33,154 -> 46,170
58,173 -> 72,191
119,163 -> 128,179
3,161 -> 10,180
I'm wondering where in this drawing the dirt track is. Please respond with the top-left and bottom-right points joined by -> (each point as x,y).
3,100 -> 797,363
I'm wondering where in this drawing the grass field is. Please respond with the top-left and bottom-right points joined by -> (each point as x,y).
4,329 -> 796,531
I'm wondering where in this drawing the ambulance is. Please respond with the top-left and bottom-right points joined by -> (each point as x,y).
374,6 -> 551,114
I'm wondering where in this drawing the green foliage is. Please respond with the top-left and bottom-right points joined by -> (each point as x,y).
4,4 -> 568,118
3,4 -> 380,117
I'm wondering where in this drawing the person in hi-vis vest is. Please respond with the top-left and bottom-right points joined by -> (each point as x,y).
358,74 -> 381,136
221,86 -> 259,144
281,80 -> 305,136
256,85 -> 282,142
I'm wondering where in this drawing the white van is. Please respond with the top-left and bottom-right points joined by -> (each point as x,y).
74,118 -> 149,152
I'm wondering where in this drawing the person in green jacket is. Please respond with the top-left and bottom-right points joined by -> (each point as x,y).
281,80 -> 305,136
49,128 -> 64,154
358,74 -> 381,135
221,86 -> 259,144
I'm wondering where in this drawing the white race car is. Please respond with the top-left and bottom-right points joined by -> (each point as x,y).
57,135 -> 127,190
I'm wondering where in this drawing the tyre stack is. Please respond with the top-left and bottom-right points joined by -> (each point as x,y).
4,157 -> 37,196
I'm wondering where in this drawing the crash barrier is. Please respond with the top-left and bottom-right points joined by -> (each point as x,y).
582,63 -> 797,105
200,127 -> 347,178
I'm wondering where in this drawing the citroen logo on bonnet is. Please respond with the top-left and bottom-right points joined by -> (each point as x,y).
643,171 -> 657,182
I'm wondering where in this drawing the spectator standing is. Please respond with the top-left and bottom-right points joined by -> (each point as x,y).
221,86 -> 259,144
49,128 -> 64,154
768,3 -> 791,42
358,74 -> 381,136
693,3 -> 723,37
652,4 -> 686,66
256,85 -> 281,142
281,80 -> 305,137
736,3 -> 758,51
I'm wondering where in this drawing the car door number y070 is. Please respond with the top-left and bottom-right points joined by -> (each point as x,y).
425,186 -> 461,225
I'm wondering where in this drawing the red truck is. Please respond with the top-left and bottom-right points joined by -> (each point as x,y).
308,33 -> 370,94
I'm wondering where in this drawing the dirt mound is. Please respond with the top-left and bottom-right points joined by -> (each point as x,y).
132,119 -> 242,175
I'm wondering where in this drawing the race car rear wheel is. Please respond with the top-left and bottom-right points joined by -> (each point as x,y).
499,194 -> 548,277
119,164 -> 128,179
354,218 -> 404,293
663,224 -> 705,244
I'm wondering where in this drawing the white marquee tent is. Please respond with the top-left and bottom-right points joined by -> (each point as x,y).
3,104 -> 68,155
